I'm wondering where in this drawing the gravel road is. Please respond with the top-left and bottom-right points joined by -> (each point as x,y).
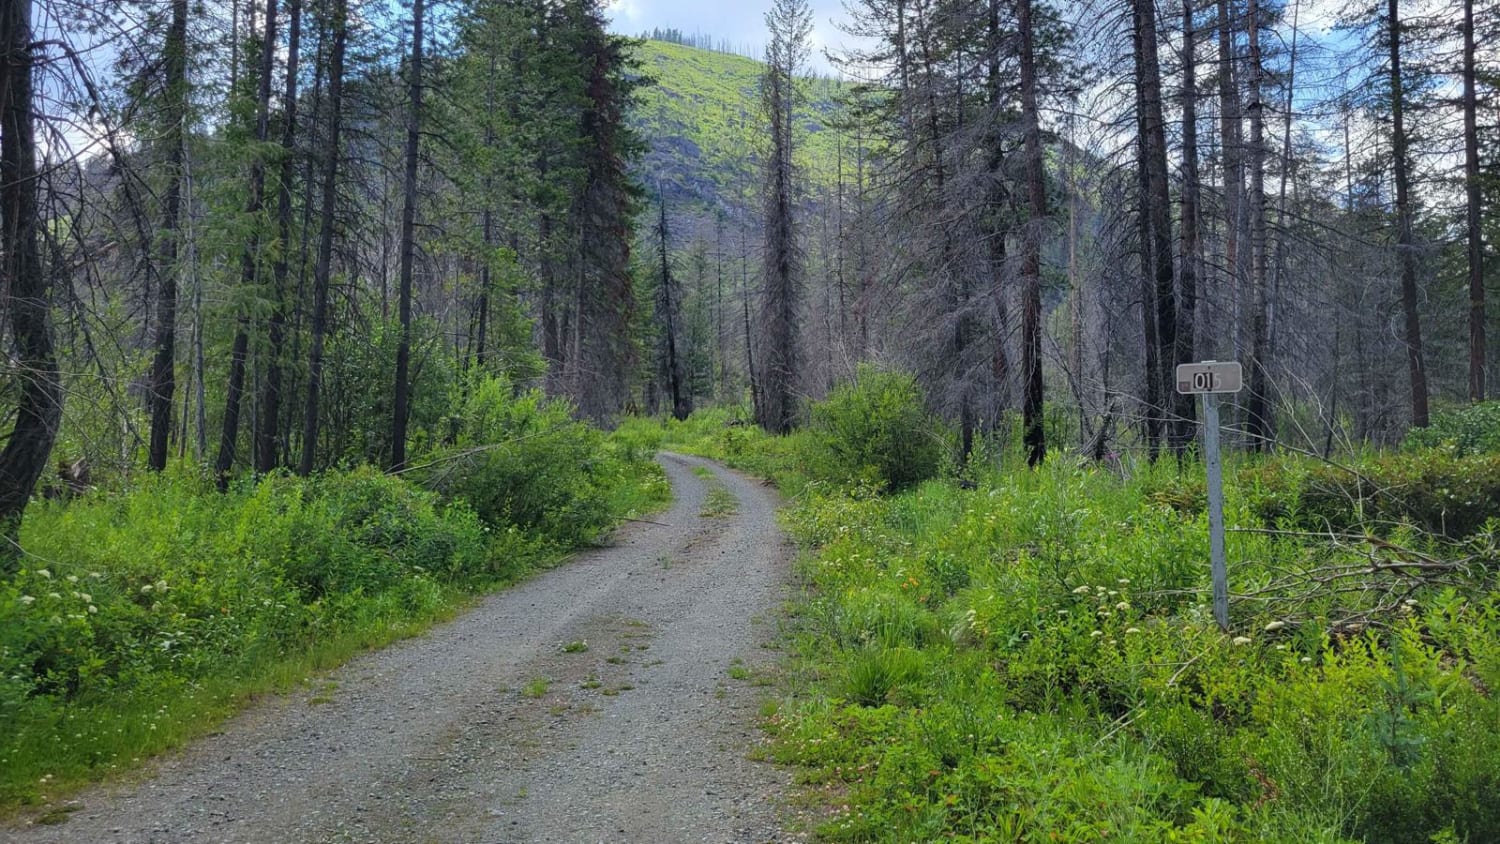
3,454 -> 802,844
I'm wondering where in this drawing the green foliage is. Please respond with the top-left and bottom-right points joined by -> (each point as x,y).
631,39 -> 844,208
0,409 -> 667,808
1403,401 -> 1500,456
1145,449 -> 1500,540
416,375 -> 649,550
806,366 -> 946,492
668,412 -> 1500,842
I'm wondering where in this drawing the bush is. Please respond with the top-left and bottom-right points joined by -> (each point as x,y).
805,366 -> 944,492
1253,451 -> 1500,539
1404,401 -> 1500,456
417,375 -> 619,548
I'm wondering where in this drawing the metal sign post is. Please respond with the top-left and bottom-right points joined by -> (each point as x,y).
1176,361 -> 1243,632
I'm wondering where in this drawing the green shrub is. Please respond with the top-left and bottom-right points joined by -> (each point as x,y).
418,375 -> 616,547
806,365 -> 944,492
1287,451 -> 1500,539
1404,401 -> 1500,456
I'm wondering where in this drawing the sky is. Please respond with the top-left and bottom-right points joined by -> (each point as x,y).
603,0 -> 856,74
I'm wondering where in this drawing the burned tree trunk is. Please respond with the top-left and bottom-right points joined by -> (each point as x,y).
0,0 -> 63,565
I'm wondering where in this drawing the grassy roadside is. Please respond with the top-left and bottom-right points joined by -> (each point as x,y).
0,389 -> 669,814
623,394 -> 1500,843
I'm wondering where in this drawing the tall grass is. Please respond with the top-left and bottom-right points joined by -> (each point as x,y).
648,390 -> 1500,842
0,383 -> 668,811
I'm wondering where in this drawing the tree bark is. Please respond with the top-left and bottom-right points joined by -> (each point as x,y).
391,0 -> 425,471
298,0 -> 347,476
1217,0 -> 1244,360
0,0 -> 62,565
1131,0 -> 1171,459
147,0 -> 190,471
658,196 -> 690,420
1019,0 -> 1047,467
1387,0 -> 1429,428
1245,0 -> 1273,449
1175,0 -> 1201,454
1462,0 -> 1485,401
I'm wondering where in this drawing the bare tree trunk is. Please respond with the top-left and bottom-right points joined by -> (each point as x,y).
1462,0 -> 1485,401
1267,0 -> 1302,434
1019,0 -> 1047,467
1217,0 -> 1243,360
299,0 -> 346,476
1245,0 -> 1273,449
147,0 -> 190,471
1131,0 -> 1167,458
0,0 -> 61,565
391,0 -> 425,470
216,0 -> 279,490
1174,0 -> 1201,454
257,0 -> 302,474
1387,0 -> 1429,428
658,197 -> 689,420
987,0 -> 1012,418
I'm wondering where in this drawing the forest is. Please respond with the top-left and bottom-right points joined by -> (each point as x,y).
0,0 -> 1498,839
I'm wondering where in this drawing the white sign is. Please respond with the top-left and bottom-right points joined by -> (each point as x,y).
1176,361 -> 1243,395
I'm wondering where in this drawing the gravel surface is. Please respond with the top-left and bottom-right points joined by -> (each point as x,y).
3,454 -> 803,844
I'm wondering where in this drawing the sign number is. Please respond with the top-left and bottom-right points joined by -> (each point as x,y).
1176,361 -> 1243,395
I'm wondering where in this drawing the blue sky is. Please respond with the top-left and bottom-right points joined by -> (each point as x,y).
603,0 -> 855,72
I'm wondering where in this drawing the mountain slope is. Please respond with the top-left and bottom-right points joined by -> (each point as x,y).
629,39 -> 845,211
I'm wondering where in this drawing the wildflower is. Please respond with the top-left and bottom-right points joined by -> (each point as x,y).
1232,636 -> 1253,646
35,569 -> 50,580
48,592 -> 61,600
18,595 -> 34,605
1116,601 -> 1130,611
87,605 -> 97,614
79,593 -> 91,604
155,579 -> 168,592
1118,578 -> 1131,585
1264,620 -> 1286,632
66,575 -> 78,584
141,584 -> 153,593
1072,585 -> 1091,595
1300,657 -> 1313,664
1125,627 -> 1141,634
1091,630 -> 1103,637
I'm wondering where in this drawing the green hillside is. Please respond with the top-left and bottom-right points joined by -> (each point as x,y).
629,39 -> 845,210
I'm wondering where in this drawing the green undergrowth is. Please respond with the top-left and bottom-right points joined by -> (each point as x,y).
628,389 -> 1500,842
0,378 -> 668,812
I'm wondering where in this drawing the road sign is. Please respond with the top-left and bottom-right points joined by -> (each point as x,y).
1176,361 -> 1243,395
1176,360 -> 1240,631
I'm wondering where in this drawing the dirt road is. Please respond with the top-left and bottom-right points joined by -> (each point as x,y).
4,454 -> 799,844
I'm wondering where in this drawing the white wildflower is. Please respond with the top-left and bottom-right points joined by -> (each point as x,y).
35,569 -> 50,580
1264,620 -> 1286,632
1232,636 -> 1253,646
1072,585 -> 1091,595
18,595 -> 34,605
